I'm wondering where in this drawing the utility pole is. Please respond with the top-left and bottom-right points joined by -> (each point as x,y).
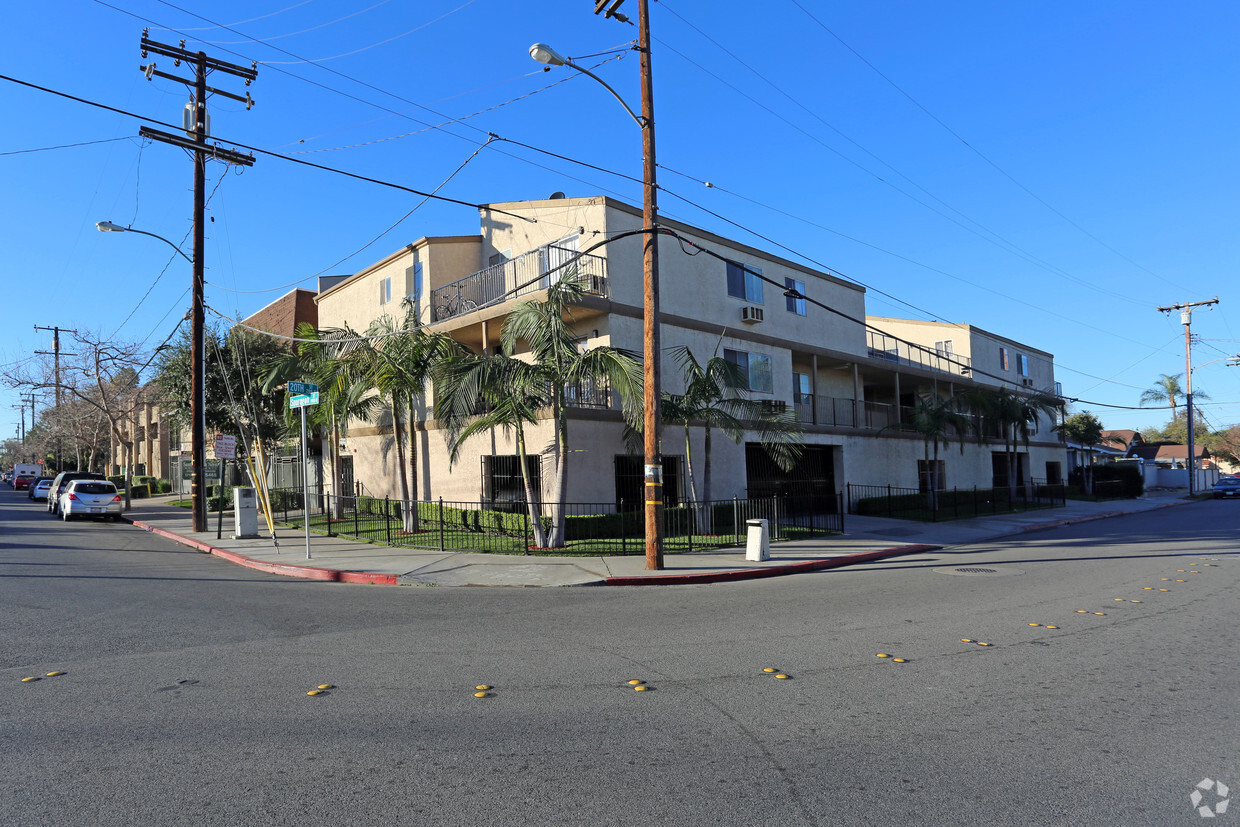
1157,297 -> 1218,496
137,30 -> 256,532
12,403 -> 26,446
34,325 -> 76,406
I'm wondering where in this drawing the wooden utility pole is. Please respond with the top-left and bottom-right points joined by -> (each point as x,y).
1157,297 -> 1218,496
136,30 -> 256,532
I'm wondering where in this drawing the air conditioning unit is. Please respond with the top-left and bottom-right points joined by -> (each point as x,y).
740,305 -> 764,324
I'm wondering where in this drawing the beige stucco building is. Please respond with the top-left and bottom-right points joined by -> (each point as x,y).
314,195 -> 1065,510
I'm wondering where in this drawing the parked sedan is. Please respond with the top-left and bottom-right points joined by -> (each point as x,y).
59,480 -> 123,521
29,479 -> 53,501
1211,477 -> 1240,498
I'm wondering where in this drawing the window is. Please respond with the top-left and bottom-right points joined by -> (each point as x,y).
793,372 -> 812,404
727,261 -> 763,303
488,250 -> 511,268
934,340 -> 954,356
999,346 -> 1009,371
918,460 -> 946,493
407,261 -> 423,303
379,276 -> 392,305
1017,354 -> 1029,377
724,348 -> 773,393
784,278 -> 806,315
482,455 -> 541,510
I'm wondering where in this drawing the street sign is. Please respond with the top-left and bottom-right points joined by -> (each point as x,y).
288,381 -> 318,395
214,433 -> 237,459
289,391 -> 319,409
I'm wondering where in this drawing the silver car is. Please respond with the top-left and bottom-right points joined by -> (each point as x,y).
30,479 -> 53,501
60,480 -> 123,521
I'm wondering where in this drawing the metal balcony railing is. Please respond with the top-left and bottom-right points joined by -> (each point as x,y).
866,331 -> 972,377
430,244 -> 608,322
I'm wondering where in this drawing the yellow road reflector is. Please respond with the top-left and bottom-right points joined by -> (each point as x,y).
1159,588 -> 1169,591
1046,625 -> 1058,629
775,674 -> 790,679
1162,578 -> 1170,581
474,691 -> 490,698
977,642 -> 991,647
1093,612 -> 1105,616
45,671 -> 65,677
876,653 -> 890,658
475,685 -> 491,691
1178,570 -> 1185,573
627,680 -> 644,685
317,684 -> 334,690
21,676 -> 39,682
1144,587 -> 1153,590
1029,623 -> 1041,627
893,658 -> 907,663
962,639 -> 972,643
1114,598 -> 1125,602
1176,580 -> 1186,582
633,685 -> 649,692
1130,600 -> 1141,603
762,668 -> 776,673
307,690 -> 323,696
1190,571 -> 1199,574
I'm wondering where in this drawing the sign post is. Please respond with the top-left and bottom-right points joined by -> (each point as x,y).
289,383 -> 319,559
213,434 -> 236,540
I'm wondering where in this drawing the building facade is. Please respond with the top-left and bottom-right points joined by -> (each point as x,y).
315,196 -> 1065,509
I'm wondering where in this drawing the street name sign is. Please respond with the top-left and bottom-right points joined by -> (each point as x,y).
288,381 -> 318,395
289,391 -> 319,409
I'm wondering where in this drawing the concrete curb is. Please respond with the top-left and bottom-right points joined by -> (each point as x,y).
127,518 -> 398,585
603,544 -> 940,586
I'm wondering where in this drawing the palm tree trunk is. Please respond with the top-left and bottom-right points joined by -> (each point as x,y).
514,426 -> 547,549
390,394 -> 414,533
547,396 -> 568,548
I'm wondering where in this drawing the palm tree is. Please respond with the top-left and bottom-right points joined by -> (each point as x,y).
1055,411 -> 1105,495
436,273 -> 643,548
882,390 -> 971,510
434,352 -> 556,549
963,386 -> 1061,491
1140,373 -> 1208,417
260,323 -> 379,518
363,299 -> 463,532
659,344 -> 803,520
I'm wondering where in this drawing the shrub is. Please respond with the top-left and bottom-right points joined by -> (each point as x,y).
130,484 -> 151,499
1070,463 -> 1143,498
155,479 -> 173,494
108,475 -> 126,489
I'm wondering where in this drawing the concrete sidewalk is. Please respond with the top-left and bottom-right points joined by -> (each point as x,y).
120,492 -> 1192,587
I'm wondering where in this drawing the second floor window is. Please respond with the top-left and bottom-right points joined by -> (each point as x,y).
784,278 -> 806,315
379,276 -> 392,305
407,261 -> 423,303
1018,354 -> 1029,376
724,348 -> 773,393
727,261 -> 763,303
999,346 -> 1009,371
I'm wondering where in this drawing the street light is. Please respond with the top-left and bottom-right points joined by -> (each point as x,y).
98,218 -> 206,533
530,7 -> 664,570
96,221 -> 193,264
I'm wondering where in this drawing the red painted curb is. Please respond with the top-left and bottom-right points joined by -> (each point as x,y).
603,544 -> 939,586
127,519 -> 398,585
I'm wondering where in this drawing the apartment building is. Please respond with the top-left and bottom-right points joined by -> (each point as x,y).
315,195 -> 1064,508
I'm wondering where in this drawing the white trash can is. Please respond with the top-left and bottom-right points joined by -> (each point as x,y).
233,487 -> 259,539
745,518 -> 770,561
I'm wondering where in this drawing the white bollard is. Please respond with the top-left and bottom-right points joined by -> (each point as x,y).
745,518 -> 770,561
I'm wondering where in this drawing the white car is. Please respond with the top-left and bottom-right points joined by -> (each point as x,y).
60,480 -> 123,521
30,479 -> 53,501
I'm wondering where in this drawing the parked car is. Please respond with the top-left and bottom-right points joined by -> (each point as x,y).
59,480 -> 123,521
14,474 -> 35,491
1212,477 -> 1240,499
28,477 -> 54,501
47,471 -> 108,516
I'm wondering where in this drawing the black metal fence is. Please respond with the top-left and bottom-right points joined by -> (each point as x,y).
846,482 -> 1066,522
266,488 -> 844,555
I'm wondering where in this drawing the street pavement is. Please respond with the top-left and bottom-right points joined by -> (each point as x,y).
119,490 -> 1193,587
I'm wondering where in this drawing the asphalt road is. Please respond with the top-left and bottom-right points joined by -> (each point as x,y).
2,488 -> 1237,826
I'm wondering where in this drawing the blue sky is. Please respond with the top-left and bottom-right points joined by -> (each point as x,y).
2,1 -> 1238,443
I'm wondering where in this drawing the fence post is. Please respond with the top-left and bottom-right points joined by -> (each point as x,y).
439,498 -> 446,552
887,484 -> 893,518
326,494 -> 335,537
384,497 -> 391,545
353,495 -> 359,537
733,497 -> 740,545
620,499 -> 627,555
522,502 -> 529,554
687,499 -> 694,553
838,492 -> 845,533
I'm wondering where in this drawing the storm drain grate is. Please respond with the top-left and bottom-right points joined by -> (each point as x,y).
932,566 -> 1024,576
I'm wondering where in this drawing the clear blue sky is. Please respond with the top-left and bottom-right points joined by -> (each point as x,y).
3,1 -> 1238,442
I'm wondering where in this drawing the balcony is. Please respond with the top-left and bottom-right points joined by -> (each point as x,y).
866,331 -> 972,378
430,244 -> 609,323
